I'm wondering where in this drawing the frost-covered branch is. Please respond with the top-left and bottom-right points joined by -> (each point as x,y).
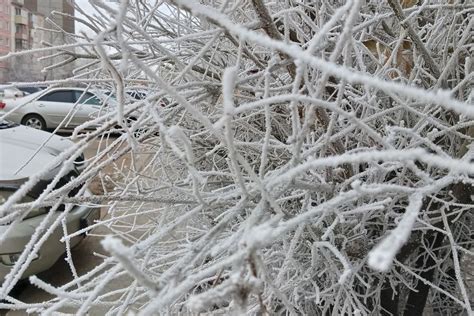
0,1 -> 472,315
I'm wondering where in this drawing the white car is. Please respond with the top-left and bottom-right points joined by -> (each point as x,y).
0,87 -> 24,99
0,87 -> 105,130
0,120 -> 99,281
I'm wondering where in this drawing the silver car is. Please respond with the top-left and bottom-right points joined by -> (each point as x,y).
0,87 -> 104,130
0,120 -> 99,281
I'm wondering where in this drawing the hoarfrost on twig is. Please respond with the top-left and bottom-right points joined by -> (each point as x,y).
0,0 -> 472,315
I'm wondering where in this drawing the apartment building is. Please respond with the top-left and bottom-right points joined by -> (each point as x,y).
24,0 -> 75,80
11,2 -> 33,51
0,0 -> 11,80
24,0 -> 74,35
0,0 -> 74,82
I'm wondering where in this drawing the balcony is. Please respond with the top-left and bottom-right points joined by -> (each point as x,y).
15,32 -> 28,40
15,15 -> 28,25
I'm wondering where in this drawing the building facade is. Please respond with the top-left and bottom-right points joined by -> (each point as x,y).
24,0 -> 74,35
11,1 -> 31,52
0,0 -> 74,82
25,0 -> 75,80
0,0 -> 11,80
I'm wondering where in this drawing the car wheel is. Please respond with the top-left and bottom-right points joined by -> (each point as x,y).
21,114 -> 47,131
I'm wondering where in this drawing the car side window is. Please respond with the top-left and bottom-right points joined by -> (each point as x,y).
39,90 -> 74,103
75,91 -> 102,105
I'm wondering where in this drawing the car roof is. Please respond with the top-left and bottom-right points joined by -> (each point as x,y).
0,124 -> 74,182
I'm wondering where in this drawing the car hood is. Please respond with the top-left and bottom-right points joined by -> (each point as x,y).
0,125 -> 74,181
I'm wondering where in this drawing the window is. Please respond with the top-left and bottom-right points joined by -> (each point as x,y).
39,90 -> 74,103
15,38 -> 22,50
15,24 -> 24,33
75,91 -> 102,105
15,7 -> 20,15
15,38 -> 28,50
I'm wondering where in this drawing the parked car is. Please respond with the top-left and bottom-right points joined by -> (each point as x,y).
0,83 -> 47,96
16,85 -> 48,95
0,87 -> 24,99
102,89 -> 148,101
0,120 -> 99,281
0,87 -> 105,130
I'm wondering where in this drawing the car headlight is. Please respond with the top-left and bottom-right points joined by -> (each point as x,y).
0,252 -> 39,266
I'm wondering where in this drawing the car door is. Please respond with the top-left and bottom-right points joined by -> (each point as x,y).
74,91 -> 104,125
36,90 -> 76,128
